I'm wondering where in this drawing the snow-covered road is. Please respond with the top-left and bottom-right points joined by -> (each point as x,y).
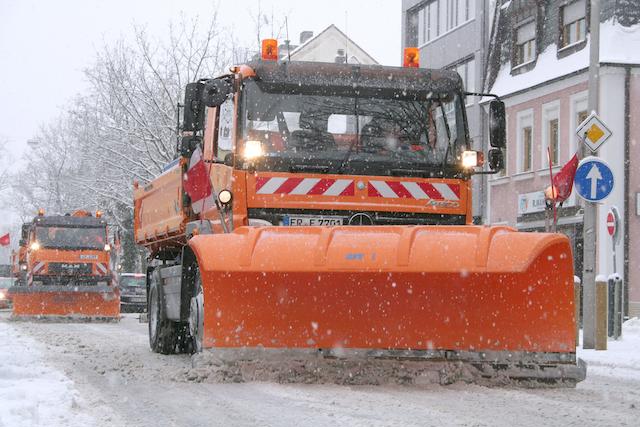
1,310 -> 639,427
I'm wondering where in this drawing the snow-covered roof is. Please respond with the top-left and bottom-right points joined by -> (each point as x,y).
489,19 -> 640,98
287,24 -> 378,65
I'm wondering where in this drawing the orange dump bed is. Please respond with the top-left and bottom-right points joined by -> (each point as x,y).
189,225 -> 576,355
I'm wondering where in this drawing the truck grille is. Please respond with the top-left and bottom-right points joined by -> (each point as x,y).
47,262 -> 93,275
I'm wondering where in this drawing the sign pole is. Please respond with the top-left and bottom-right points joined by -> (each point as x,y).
582,0 -> 600,349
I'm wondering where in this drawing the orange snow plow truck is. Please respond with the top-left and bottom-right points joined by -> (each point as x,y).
134,46 -> 585,385
11,209 -> 119,321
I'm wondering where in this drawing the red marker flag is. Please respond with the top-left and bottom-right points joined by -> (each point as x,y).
552,152 -> 580,203
183,147 -> 215,214
0,233 -> 10,246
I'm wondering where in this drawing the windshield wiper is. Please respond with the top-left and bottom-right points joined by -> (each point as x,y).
289,164 -> 330,173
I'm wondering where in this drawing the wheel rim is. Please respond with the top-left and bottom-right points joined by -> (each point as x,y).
189,277 -> 204,352
149,286 -> 158,340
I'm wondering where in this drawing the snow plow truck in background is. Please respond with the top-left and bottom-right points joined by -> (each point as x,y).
134,42 -> 586,386
10,209 -> 120,321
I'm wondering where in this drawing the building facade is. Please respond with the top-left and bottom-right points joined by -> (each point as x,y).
484,0 -> 640,316
401,0 -> 493,222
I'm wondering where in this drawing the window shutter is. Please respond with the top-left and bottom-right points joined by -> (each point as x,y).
516,21 -> 536,44
563,0 -> 586,24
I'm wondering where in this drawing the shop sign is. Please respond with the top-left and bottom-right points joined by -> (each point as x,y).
517,191 -> 547,215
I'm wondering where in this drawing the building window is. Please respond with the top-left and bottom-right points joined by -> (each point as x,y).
449,57 -> 475,101
577,110 -> 588,126
570,92 -> 588,154
548,118 -> 559,165
522,127 -> 533,171
561,0 -> 587,48
415,0 -> 475,45
514,21 -> 536,66
517,110 -> 534,173
542,102 -> 560,168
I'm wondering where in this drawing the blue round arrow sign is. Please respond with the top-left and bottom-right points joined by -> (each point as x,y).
574,157 -> 614,202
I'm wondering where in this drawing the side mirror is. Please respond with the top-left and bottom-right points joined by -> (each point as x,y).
183,82 -> 205,132
488,148 -> 504,171
489,100 -> 506,148
202,79 -> 232,108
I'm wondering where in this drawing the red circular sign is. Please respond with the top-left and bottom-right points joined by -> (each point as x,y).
606,211 -> 616,236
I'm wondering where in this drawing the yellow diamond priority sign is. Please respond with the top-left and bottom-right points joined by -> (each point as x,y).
576,112 -> 612,152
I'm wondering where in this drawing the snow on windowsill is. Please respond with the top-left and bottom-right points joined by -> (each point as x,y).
489,19 -> 640,98
557,39 -> 586,53
490,175 -> 510,184
510,59 -> 536,72
512,171 -> 535,181
537,166 -> 561,177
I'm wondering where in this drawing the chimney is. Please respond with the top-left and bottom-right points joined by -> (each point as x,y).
299,31 -> 314,44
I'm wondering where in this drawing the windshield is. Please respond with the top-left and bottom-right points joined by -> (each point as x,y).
240,80 -> 467,176
120,276 -> 145,287
35,226 -> 106,250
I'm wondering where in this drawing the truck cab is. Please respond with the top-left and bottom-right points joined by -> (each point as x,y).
24,210 -> 112,287
135,60 -> 506,258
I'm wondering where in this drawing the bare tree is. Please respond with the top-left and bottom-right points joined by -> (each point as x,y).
12,11 -> 245,269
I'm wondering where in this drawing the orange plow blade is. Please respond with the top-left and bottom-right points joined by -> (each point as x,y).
189,225 -> 586,385
10,285 -> 120,321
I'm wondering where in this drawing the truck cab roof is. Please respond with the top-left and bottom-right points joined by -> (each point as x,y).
32,215 -> 107,228
239,60 -> 464,98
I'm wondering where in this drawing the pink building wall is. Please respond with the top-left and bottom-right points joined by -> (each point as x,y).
490,81 -> 588,225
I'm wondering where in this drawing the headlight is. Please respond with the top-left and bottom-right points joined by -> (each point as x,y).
218,189 -> 233,205
30,241 -> 41,251
104,244 -> 111,252
461,150 -> 479,168
243,140 -> 263,159
21,264 -> 27,271
0,290 -> 6,300
32,281 -> 43,286
97,281 -> 108,286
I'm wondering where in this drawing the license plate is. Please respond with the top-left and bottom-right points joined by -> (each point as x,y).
284,215 -> 344,226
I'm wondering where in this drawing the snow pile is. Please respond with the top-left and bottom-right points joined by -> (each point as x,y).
578,317 -> 640,380
490,19 -> 640,97
0,322 -> 96,427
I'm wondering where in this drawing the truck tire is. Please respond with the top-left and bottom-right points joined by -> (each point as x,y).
148,269 -> 181,354
188,268 -> 204,353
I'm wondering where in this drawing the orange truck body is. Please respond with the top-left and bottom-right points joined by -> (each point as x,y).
11,210 -> 119,321
134,60 -> 584,384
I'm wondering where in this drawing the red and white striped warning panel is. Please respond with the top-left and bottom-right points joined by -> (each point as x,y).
368,181 -> 460,200
256,177 -> 355,196
96,263 -> 109,275
32,261 -> 46,274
